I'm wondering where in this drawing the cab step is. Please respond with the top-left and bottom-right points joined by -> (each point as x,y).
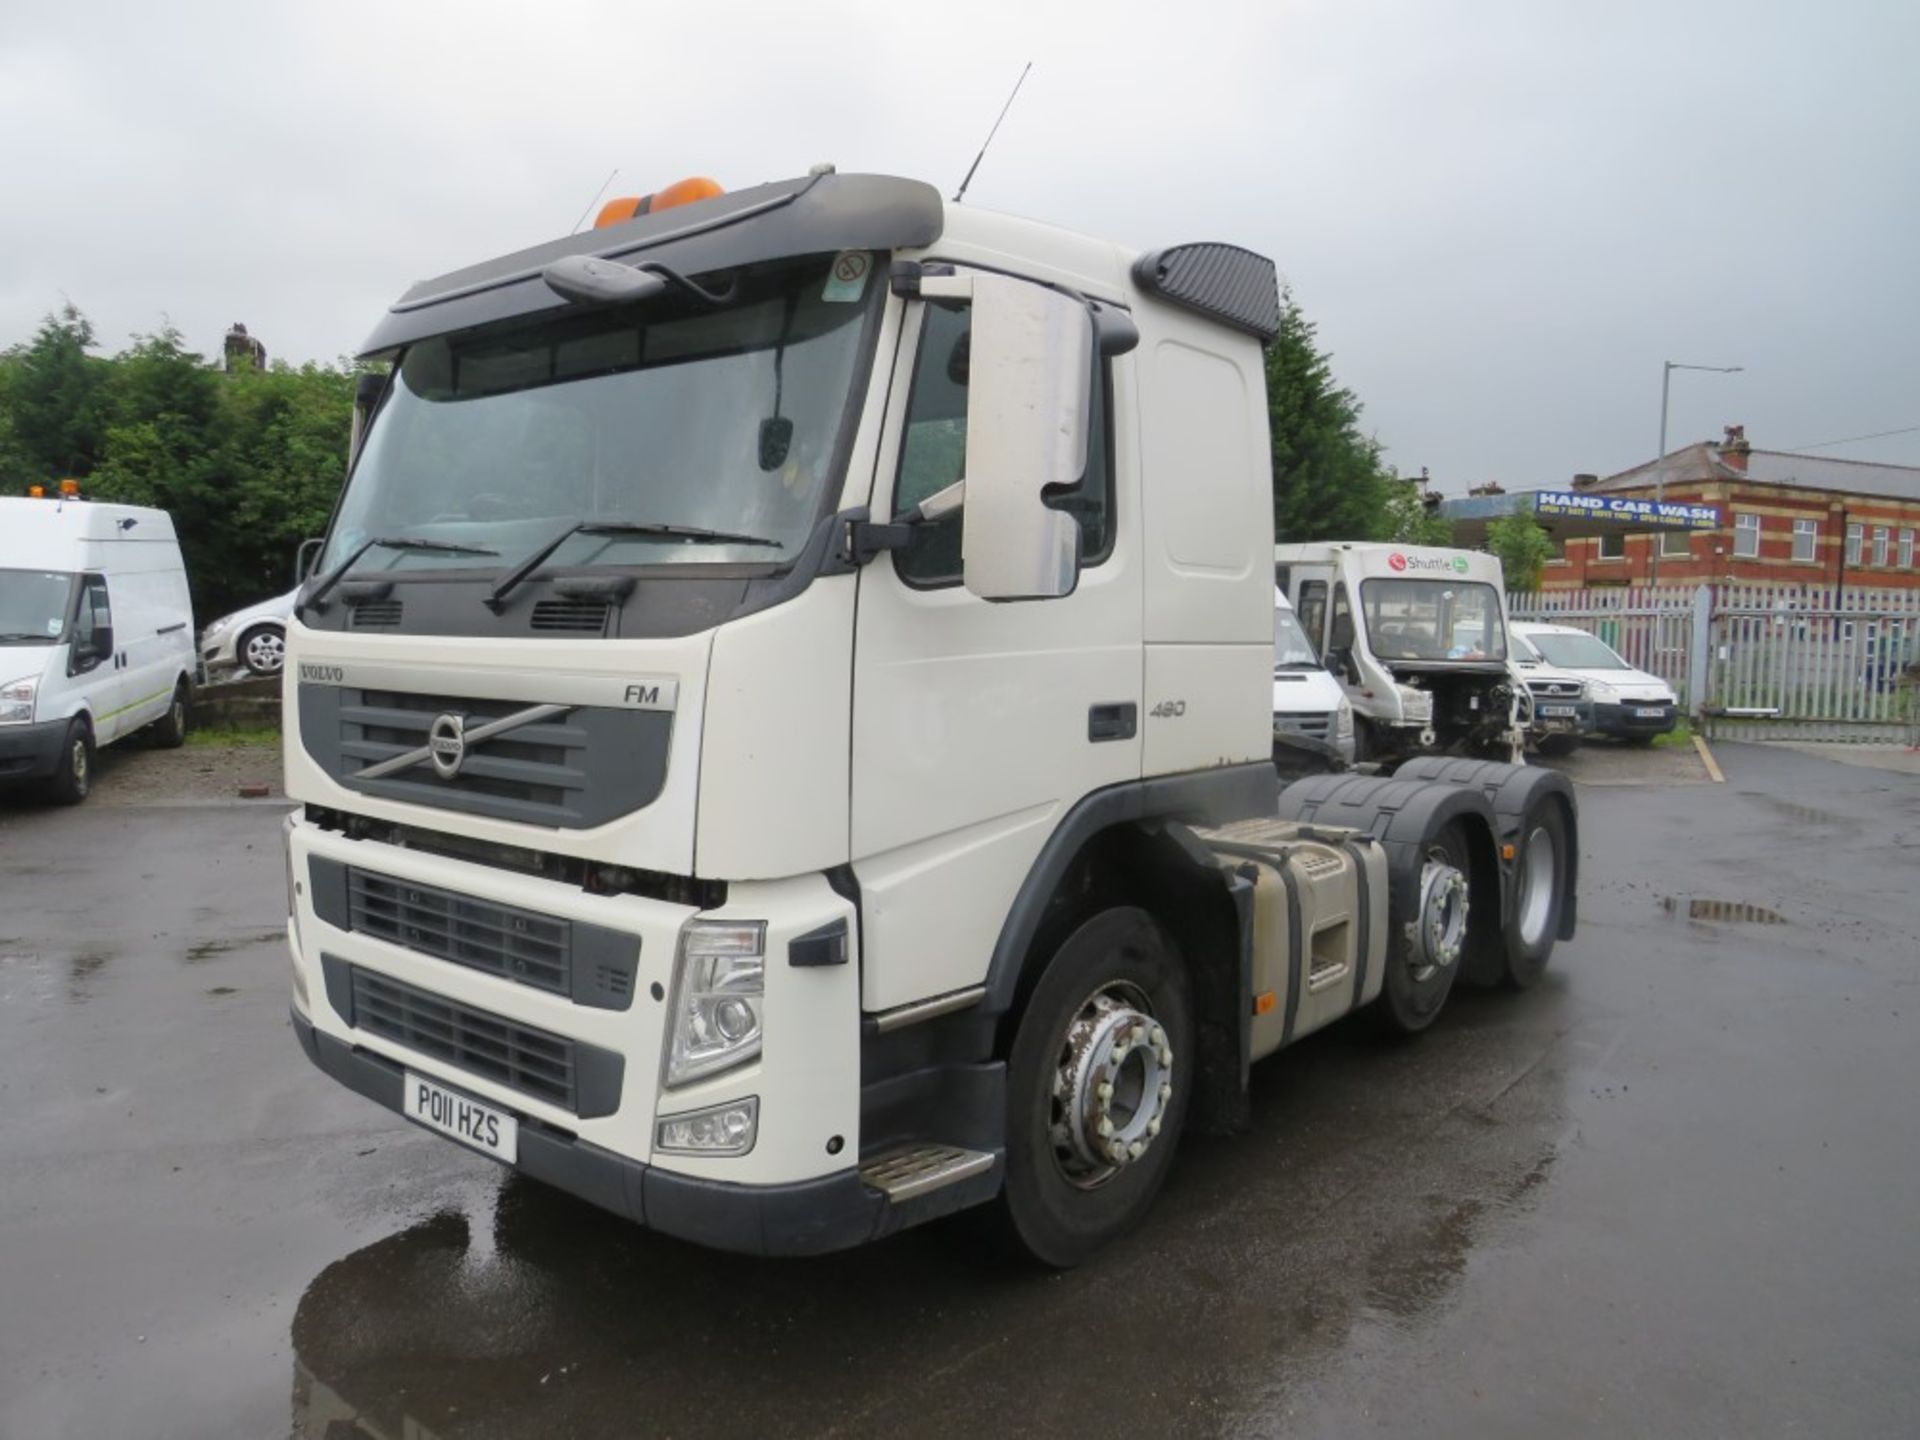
859,1143 -> 995,1202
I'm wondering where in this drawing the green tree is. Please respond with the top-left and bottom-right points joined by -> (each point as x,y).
1485,512 -> 1555,593
1266,293 -> 1397,543
1,304 -> 110,478
1382,476 -> 1454,546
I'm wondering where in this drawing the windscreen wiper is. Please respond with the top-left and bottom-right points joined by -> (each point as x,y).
0,631 -> 55,642
484,520 -> 778,611
302,536 -> 500,611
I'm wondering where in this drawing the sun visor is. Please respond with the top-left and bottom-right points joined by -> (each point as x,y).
359,173 -> 943,358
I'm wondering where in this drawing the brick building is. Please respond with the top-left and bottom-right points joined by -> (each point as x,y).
1544,427 -> 1920,591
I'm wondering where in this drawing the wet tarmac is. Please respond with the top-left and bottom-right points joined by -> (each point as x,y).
2,742 -> 1917,1439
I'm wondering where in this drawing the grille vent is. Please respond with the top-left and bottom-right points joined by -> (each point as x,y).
349,599 -> 403,628
531,598 -> 610,633
349,966 -> 578,1109
348,869 -> 569,995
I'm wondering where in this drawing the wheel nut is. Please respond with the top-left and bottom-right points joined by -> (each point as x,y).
1110,1140 -> 1130,1162
1158,1083 -> 1172,1102
1097,1081 -> 1113,1102
1147,1118 -> 1161,1137
1129,1141 -> 1145,1160
1097,1117 -> 1114,1138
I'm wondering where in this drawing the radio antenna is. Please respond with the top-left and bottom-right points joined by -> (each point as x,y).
570,168 -> 620,234
952,62 -> 1032,204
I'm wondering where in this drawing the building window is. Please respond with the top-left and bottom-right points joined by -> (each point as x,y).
1872,526 -> 1890,567
1596,530 -> 1627,560
1660,529 -> 1693,558
1901,529 -> 1915,569
1733,512 -> 1761,558
1792,518 -> 1819,562
1846,523 -> 1863,566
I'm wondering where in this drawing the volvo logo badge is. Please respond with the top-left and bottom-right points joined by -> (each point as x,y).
427,714 -> 467,779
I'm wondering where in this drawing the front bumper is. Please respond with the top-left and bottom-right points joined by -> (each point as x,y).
291,1008 -> 883,1254
0,716 -> 69,782
1594,700 -> 1678,737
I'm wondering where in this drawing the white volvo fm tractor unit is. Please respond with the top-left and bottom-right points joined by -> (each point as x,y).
284,171 -> 1578,1265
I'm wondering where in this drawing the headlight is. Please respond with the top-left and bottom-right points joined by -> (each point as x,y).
0,676 -> 37,726
663,921 -> 766,1087
1588,680 -> 1619,703
202,617 -> 233,641
1334,699 -> 1354,738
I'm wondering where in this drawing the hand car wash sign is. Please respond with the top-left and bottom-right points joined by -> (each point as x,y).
1535,491 -> 1720,530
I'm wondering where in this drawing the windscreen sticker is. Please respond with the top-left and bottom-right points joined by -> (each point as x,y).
822,250 -> 873,302
46,617 -> 62,635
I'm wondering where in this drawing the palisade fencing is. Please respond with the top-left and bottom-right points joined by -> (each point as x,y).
1508,583 -> 1920,744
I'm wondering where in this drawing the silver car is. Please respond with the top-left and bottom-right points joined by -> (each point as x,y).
199,587 -> 296,677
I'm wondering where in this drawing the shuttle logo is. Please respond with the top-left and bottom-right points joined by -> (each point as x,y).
1387,553 -> 1472,575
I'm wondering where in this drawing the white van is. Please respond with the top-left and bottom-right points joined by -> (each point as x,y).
0,495 -> 196,802
1272,588 -> 1355,766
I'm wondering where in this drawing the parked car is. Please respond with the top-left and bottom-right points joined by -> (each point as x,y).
1509,629 -> 1592,756
1511,621 -> 1677,744
1271,588 -> 1354,774
0,494 -> 195,803
200,587 -> 296,677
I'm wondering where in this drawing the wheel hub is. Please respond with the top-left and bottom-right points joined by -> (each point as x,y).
1410,858 -> 1469,981
1050,985 -> 1173,1188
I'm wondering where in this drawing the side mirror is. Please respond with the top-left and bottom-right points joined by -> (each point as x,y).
954,275 -> 1092,601
295,536 -> 325,583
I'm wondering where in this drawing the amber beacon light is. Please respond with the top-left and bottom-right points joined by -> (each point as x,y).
593,177 -> 725,229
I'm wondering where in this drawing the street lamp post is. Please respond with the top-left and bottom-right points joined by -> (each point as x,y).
1651,360 -> 1744,585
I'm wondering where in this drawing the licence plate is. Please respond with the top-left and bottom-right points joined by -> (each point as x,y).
1539,704 -> 1576,717
1634,706 -> 1667,719
404,1072 -> 517,1162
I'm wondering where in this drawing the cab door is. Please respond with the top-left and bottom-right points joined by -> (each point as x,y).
848,277 -> 1142,1013
68,574 -> 130,741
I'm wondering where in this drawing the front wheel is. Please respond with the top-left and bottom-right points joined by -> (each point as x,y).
44,717 -> 94,805
239,625 -> 286,677
996,907 -> 1193,1267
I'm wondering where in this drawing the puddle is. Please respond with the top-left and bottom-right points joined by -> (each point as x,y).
1662,896 -> 1789,926
185,929 -> 284,962
1743,793 -> 1849,827
68,950 -> 115,1001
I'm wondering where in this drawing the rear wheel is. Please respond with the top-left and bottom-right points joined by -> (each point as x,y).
44,717 -> 94,805
148,680 -> 190,749
1497,800 -> 1569,989
1376,820 -> 1471,1034
996,906 -> 1193,1267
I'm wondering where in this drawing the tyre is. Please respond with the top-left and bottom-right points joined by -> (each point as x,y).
44,717 -> 94,805
1376,819 -> 1471,1035
147,680 -> 190,749
239,624 -> 286,677
1535,733 -> 1579,758
996,906 -> 1193,1268
1495,799 -> 1569,989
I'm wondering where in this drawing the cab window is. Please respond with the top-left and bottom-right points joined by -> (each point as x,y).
1296,581 -> 1328,657
893,298 -> 1114,588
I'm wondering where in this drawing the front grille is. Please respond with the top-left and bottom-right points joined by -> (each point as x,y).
531,598 -> 610,633
298,682 -> 673,830
1276,710 -> 1334,740
1527,680 -> 1583,699
349,966 -> 578,1109
349,869 -> 569,994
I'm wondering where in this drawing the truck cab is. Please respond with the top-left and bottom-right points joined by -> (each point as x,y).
1274,542 -> 1525,765
286,173 -> 1576,1264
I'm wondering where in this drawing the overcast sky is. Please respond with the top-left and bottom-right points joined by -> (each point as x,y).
3,0 -> 1916,489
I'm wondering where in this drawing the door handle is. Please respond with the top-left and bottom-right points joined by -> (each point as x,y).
1088,702 -> 1137,742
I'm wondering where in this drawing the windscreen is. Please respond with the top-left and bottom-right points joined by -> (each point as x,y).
319,255 -> 880,577
0,569 -> 73,644
1359,579 -> 1507,662
1526,630 -> 1628,669
1273,607 -> 1320,668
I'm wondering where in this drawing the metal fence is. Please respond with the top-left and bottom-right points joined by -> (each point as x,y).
1509,583 -> 1920,744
